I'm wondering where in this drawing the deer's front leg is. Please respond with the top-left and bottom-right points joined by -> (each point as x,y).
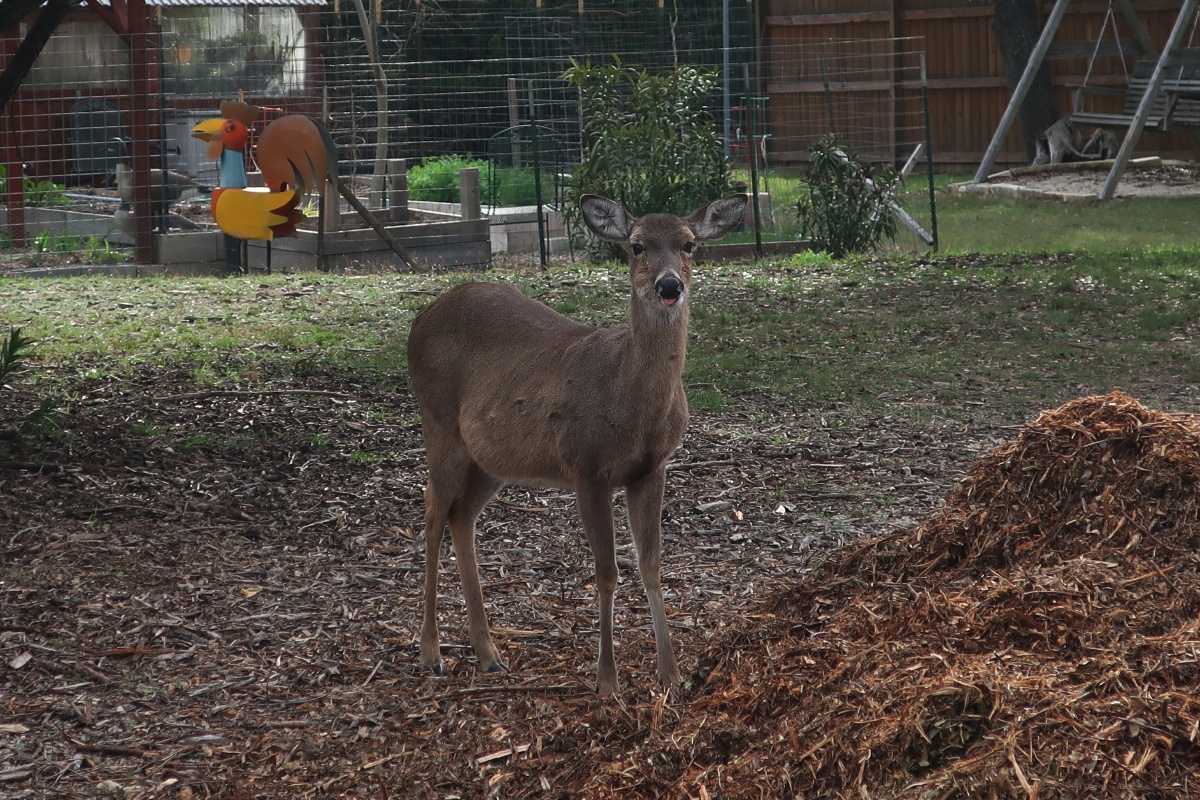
576,482 -> 619,695
626,467 -> 681,689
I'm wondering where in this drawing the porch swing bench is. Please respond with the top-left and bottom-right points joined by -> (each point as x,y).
1068,51 -> 1200,132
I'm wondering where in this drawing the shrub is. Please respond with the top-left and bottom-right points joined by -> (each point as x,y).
408,154 -> 490,203
562,57 -> 729,251
795,136 -> 902,258
491,166 -> 559,207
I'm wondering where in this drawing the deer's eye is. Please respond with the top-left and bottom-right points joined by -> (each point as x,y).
683,241 -> 695,254
631,243 -> 645,256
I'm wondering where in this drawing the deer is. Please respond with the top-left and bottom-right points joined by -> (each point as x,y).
405,192 -> 747,696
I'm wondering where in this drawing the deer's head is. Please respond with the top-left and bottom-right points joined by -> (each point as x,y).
580,194 -> 748,319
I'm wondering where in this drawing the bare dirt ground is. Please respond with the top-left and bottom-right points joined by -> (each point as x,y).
2,351 -> 992,799
5,342 -> 1200,798
971,159 -> 1200,199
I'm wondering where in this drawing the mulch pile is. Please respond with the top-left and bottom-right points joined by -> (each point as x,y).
525,391 -> 1200,798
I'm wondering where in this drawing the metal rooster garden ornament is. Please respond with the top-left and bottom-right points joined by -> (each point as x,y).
190,100 -> 338,241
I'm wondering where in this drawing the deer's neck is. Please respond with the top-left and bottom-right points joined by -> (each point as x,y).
627,296 -> 690,395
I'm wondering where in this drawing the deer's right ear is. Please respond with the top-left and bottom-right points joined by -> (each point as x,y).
579,195 -> 635,242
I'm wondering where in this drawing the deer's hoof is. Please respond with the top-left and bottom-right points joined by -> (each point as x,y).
484,660 -> 508,673
424,661 -> 445,677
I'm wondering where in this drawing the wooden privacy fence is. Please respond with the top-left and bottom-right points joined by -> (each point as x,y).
760,0 -> 1200,168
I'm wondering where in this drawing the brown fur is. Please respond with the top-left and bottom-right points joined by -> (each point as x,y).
406,193 -> 747,695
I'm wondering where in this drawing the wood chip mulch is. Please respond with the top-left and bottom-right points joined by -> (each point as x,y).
546,391 -> 1200,799
6,378 -> 1198,798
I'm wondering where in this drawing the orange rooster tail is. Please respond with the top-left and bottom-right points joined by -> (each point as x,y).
256,115 -> 339,197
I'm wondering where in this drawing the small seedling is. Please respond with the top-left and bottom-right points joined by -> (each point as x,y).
82,235 -> 126,264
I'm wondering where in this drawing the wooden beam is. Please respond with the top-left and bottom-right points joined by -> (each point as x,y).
973,0 -> 1073,183
766,12 -> 888,26
1114,0 -> 1159,60
84,0 -> 131,44
0,0 -> 78,114
1100,0 -> 1200,200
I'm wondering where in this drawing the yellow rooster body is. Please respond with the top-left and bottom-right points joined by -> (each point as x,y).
191,101 -> 337,241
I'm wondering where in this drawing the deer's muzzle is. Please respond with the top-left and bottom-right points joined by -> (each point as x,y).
655,276 -> 684,306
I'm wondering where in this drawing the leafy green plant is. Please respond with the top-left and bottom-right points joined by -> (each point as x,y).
0,328 -> 66,442
0,328 -> 33,390
23,177 -> 70,207
562,57 -> 729,252
34,230 -> 81,255
795,136 -> 902,258
408,154 -> 491,203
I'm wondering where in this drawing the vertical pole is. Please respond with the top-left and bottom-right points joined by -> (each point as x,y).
887,0 -> 898,166
820,55 -> 836,134
528,80 -> 547,269
722,0 -> 731,161
128,0 -> 157,264
1100,0 -> 1200,200
155,14 -> 169,235
973,0 -> 1072,183
744,64 -> 763,260
920,54 -> 939,252
508,77 -> 522,168
223,234 -> 240,275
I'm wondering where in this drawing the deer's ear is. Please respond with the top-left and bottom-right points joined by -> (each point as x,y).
580,195 -> 635,242
687,194 -> 748,241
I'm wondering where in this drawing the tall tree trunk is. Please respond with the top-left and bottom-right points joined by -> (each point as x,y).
993,0 -> 1061,164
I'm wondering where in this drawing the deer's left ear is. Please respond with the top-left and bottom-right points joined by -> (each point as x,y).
687,194 -> 748,241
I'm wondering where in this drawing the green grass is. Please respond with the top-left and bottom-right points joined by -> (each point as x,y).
3,242 -> 1200,427
740,167 -> 1200,255
934,192 -> 1200,252
4,189 -> 1200,425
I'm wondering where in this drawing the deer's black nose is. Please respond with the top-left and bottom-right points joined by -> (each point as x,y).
655,276 -> 683,302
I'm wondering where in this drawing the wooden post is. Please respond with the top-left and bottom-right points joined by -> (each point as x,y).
1100,0 -> 1200,200
1,22 -> 23,246
459,167 -> 481,221
127,0 -> 157,263
973,0 -> 1072,184
387,158 -> 407,223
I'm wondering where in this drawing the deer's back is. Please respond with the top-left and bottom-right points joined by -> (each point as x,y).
407,282 -> 589,394
406,281 -> 685,489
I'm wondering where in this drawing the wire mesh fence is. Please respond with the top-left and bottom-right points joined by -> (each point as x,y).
0,2 -> 937,271
760,36 -> 939,252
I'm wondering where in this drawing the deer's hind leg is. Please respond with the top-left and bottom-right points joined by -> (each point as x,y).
418,443 -> 461,674
447,461 -> 506,672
